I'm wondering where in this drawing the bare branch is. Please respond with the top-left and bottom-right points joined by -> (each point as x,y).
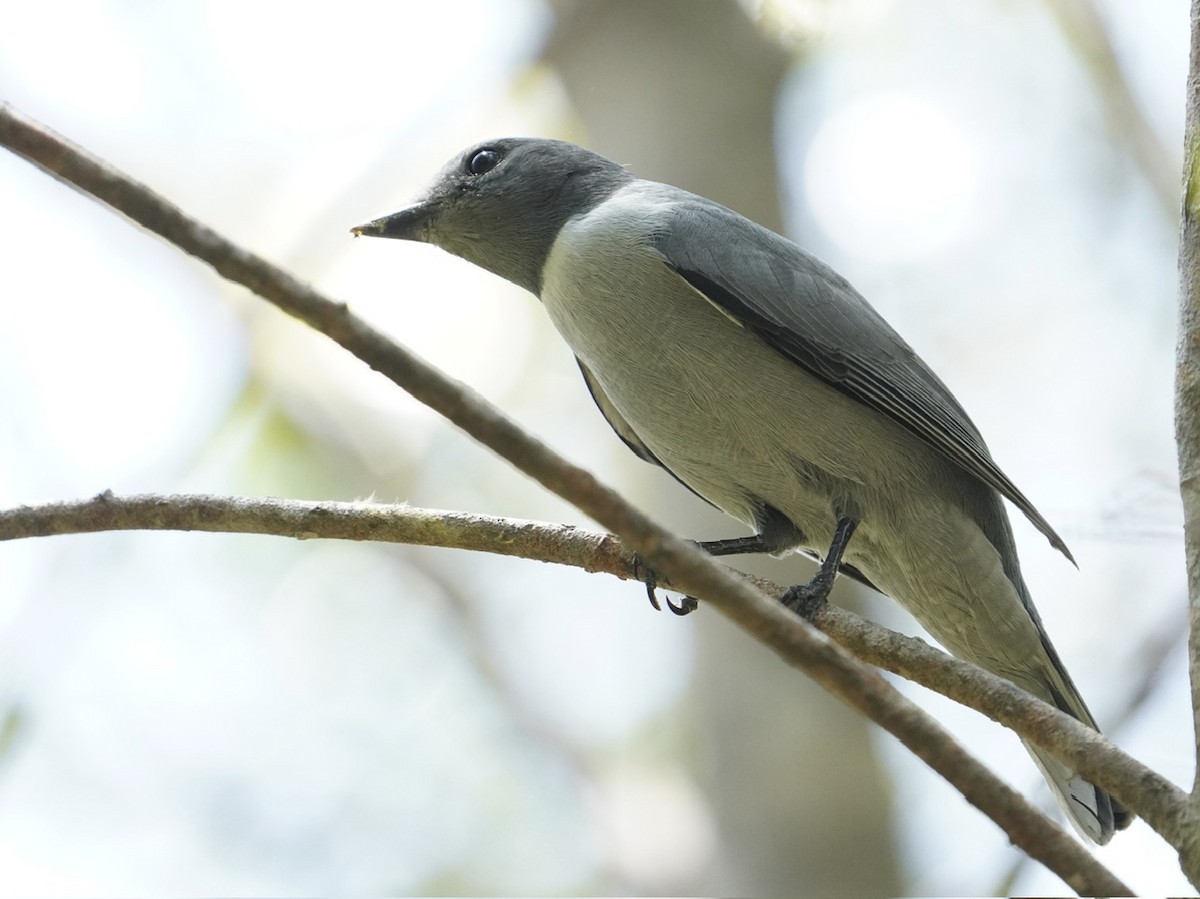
0,102 -> 1142,894
0,490 -> 621,572
1176,0 -> 1200,886
0,491 -> 1186,855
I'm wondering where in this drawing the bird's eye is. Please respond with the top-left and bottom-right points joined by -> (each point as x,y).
467,149 -> 501,175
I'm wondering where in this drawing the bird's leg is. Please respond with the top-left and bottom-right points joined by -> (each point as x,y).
780,517 -> 858,619
634,532 -> 793,616
696,533 -> 779,557
634,511 -> 812,615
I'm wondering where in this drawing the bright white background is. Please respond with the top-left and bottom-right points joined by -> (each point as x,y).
0,0 -> 1191,894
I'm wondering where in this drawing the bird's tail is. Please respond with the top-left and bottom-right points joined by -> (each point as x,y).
1021,739 -> 1127,844
1020,621 -> 1133,844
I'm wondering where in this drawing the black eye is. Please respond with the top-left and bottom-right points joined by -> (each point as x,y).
467,149 -> 501,175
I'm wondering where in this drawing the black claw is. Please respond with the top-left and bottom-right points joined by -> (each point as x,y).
632,554 -> 698,614
667,594 -> 700,615
645,578 -> 663,611
632,554 -> 663,611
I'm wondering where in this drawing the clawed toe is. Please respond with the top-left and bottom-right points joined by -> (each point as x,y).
632,555 -> 699,615
781,582 -> 827,619
665,593 -> 699,615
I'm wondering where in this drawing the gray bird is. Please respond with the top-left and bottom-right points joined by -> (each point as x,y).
352,137 -> 1130,843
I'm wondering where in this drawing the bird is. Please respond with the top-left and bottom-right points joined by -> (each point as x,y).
351,137 -> 1130,843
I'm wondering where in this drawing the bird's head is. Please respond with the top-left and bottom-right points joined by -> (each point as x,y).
353,137 -> 631,295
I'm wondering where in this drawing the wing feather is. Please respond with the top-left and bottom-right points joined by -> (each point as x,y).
653,200 -> 1073,564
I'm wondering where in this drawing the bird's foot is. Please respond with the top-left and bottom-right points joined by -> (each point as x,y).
780,517 -> 857,620
780,574 -> 835,620
631,555 -> 699,616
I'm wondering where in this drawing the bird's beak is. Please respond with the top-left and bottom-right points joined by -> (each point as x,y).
351,200 -> 438,242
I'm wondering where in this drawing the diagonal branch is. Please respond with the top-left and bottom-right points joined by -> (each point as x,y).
0,101 -> 1143,894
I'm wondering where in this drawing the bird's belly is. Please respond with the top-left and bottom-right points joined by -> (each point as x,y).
540,238 -> 949,559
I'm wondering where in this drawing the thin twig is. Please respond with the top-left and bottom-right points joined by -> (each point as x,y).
1045,0 -> 1179,223
0,102 -> 1144,894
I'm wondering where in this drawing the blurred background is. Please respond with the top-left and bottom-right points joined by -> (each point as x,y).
0,0 -> 1191,893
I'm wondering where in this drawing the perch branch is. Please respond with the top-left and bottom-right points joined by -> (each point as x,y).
0,491 -> 1184,852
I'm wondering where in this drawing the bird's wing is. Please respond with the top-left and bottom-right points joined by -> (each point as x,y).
652,198 -> 1073,564
576,358 -> 664,466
